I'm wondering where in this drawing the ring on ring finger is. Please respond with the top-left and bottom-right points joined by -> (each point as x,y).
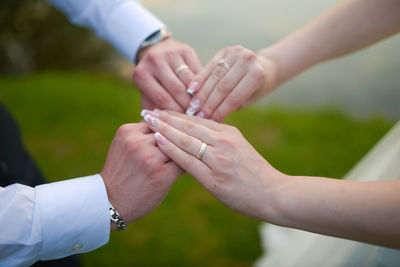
175,64 -> 189,76
217,59 -> 230,70
196,142 -> 208,161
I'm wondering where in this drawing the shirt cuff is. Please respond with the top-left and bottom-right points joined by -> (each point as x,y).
35,174 -> 110,260
103,1 -> 166,62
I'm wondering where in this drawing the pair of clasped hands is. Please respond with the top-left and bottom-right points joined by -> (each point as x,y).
101,39 -> 279,230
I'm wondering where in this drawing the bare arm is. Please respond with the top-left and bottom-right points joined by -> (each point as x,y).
268,176 -> 400,249
259,0 -> 400,86
187,0 -> 400,121
141,110 -> 400,249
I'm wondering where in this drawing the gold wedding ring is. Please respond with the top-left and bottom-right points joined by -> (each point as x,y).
196,142 -> 208,160
175,64 -> 189,76
217,59 -> 230,70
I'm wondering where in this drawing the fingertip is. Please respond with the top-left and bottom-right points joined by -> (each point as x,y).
187,81 -> 199,95
154,132 -> 168,146
140,109 -> 148,117
186,98 -> 201,116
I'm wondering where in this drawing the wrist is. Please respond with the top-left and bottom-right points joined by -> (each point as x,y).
259,171 -> 292,224
257,47 -> 287,88
100,171 -> 127,232
136,28 -> 172,64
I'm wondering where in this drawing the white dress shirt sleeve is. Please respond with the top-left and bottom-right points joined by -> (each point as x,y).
46,0 -> 166,62
0,174 -> 110,267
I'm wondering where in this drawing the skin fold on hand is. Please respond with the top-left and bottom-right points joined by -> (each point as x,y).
100,122 -> 183,231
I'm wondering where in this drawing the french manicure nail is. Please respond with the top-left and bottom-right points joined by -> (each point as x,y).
144,115 -> 159,127
154,132 -> 168,145
186,108 -> 195,116
141,109 -> 159,118
140,109 -> 149,117
187,81 -> 199,95
186,98 -> 201,116
192,98 -> 201,107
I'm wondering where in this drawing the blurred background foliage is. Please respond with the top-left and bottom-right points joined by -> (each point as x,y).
0,0 -> 396,266
0,0 -> 120,74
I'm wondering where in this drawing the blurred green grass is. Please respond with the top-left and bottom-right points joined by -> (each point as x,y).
0,72 -> 394,266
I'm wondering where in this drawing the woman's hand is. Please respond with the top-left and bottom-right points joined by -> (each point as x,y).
185,45 -> 279,122
141,110 -> 286,221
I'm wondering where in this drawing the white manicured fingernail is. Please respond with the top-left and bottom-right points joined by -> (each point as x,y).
142,110 -> 159,118
186,107 -> 196,116
154,132 -> 168,145
144,115 -> 159,127
140,109 -> 148,117
186,98 -> 201,116
144,114 -> 151,123
187,81 -> 199,95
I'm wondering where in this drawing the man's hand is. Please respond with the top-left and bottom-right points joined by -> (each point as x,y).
100,122 -> 183,230
133,38 -> 202,112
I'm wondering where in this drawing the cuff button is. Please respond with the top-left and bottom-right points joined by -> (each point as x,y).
71,244 -> 83,251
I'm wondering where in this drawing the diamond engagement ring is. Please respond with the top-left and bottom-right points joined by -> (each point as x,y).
217,59 -> 230,70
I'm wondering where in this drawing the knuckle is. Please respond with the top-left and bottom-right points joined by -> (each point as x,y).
227,124 -> 240,134
252,67 -> 266,81
243,51 -> 256,63
232,45 -> 244,52
167,81 -> 185,95
116,124 -> 132,139
132,67 -> 147,82
139,153 -> 157,167
211,67 -> 225,80
182,119 -> 196,132
154,93 -> 168,106
165,50 -> 175,60
126,138 -> 141,153
182,47 -> 194,58
215,154 -> 234,169
227,97 -> 241,109
211,112 -> 225,123
217,136 -> 235,147
183,155 -> 195,168
179,135 -> 193,148
216,79 -> 230,94
147,53 -> 159,66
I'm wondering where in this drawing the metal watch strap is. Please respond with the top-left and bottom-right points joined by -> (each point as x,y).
109,201 -> 127,231
139,28 -> 172,50
135,28 -> 172,64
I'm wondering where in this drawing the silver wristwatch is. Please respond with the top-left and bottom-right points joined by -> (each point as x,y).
136,28 -> 172,64
139,28 -> 172,50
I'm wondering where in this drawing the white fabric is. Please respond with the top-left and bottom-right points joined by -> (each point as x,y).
255,121 -> 400,267
0,174 -> 110,267
47,0 -> 166,62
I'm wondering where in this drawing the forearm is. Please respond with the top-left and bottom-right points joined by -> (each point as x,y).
266,175 -> 400,248
47,0 -> 165,62
0,175 -> 110,266
258,0 -> 400,86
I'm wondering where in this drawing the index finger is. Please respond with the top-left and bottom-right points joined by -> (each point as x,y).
158,110 -> 223,131
153,132 -> 213,189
